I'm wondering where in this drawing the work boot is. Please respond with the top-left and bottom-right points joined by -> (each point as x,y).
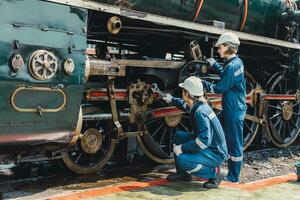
203,167 -> 225,189
167,172 -> 192,182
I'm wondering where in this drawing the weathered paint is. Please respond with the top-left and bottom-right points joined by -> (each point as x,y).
0,0 -> 87,147
96,0 -> 284,37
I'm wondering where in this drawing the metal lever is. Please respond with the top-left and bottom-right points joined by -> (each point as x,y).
151,83 -> 166,97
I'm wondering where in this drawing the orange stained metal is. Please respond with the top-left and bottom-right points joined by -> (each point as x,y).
152,106 -> 184,118
86,48 -> 96,55
240,0 -> 248,31
193,0 -> 204,22
86,89 -> 128,101
263,94 -> 299,101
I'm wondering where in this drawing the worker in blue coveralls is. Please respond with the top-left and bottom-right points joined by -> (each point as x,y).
202,32 -> 246,183
162,76 -> 228,189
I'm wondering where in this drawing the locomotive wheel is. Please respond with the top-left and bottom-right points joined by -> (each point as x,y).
137,102 -> 191,164
243,71 -> 260,150
266,74 -> 300,147
62,107 -> 116,174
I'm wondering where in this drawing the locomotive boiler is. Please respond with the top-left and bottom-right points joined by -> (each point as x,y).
0,0 -> 299,174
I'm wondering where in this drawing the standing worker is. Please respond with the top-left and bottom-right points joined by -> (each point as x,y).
202,32 -> 246,183
162,76 -> 227,189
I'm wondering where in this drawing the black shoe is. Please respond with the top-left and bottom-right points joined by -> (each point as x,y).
167,172 -> 192,182
203,168 -> 225,189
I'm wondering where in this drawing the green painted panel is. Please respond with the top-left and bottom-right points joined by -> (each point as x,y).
0,23 -> 86,49
0,82 -> 83,133
0,0 -> 88,139
13,88 -> 65,110
0,0 -> 87,34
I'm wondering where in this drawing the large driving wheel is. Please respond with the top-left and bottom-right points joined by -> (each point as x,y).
266,73 -> 300,147
137,101 -> 191,164
243,71 -> 260,150
62,107 -> 116,174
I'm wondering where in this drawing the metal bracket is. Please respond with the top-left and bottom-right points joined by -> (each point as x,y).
107,76 -> 124,138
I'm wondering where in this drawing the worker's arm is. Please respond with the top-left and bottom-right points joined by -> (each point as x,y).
212,62 -> 225,77
202,64 -> 235,94
171,97 -> 190,112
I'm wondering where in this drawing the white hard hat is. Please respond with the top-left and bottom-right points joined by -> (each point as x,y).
179,76 -> 203,97
215,32 -> 240,47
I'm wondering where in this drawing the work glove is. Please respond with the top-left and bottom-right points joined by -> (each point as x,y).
173,145 -> 183,156
206,58 -> 216,67
163,93 -> 173,103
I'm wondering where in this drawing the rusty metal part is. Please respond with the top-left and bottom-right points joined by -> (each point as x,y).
107,16 -> 122,34
189,40 -> 202,61
129,81 -> 153,123
29,50 -> 58,80
245,114 -> 264,124
282,101 -> 294,121
150,106 -> 184,118
10,54 -> 24,72
81,128 -> 103,154
118,59 -> 185,69
107,77 -> 124,138
263,91 -> 300,101
68,107 -> 83,147
88,58 -> 126,76
88,57 -> 185,72
85,88 -> 128,101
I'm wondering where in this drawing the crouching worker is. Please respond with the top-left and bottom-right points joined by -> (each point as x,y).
163,76 -> 227,189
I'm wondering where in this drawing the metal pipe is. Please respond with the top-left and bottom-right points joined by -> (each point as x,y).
83,112 -> 130,121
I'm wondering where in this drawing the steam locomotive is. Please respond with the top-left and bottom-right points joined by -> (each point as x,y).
0,0 -> 299,174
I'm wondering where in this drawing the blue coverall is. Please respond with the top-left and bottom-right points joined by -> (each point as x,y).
171,98 -> 228,179
202,56 -> 246,182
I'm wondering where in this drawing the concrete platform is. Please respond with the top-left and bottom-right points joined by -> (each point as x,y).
50,174 -> 299,200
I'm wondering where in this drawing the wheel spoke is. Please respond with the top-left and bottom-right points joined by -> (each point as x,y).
281,122 -> 287,140
292,112 -> 300,116
151,122 -> 164,138
270,113 -> 280,120
169,128 -> 173,154
287,122 -> 292,136
179,122 -> 190,132
284,78 -> 288,93
290,118 -> 299,129
268,104 -> 282,110
75,153 -> 82,164
159,128 -> 168,146
182,115 -> 190,119
274,116 -> 282,128
244,121 -> 253,133
145,118 -> 160,125
292,102 -> 300,108
278,121 -> 284,132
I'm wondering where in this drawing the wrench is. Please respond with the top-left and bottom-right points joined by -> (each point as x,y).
151,83 -> 166,97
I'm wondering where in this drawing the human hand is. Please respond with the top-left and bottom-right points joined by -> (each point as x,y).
206,58 -> 216,66
163,93 -> 173,103
173,145 -> 183,156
